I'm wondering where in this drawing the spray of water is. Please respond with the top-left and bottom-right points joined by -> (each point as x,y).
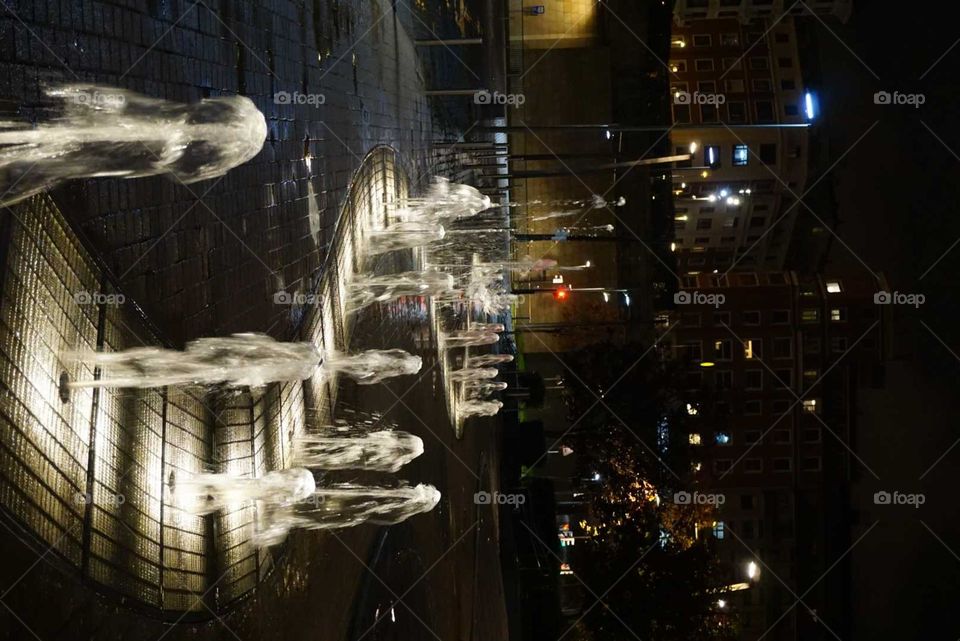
364,221 -> 446,255
323,349 -> 422,385
466,354 -> 514,367
66,333 -> 320,389
348,270 -> 455,311
449,367 -> 499,382
395,177 -> 492,220
459,399 -> 504,418
442,330 -> 499,348
0,84 -> 267,206
293,430 -> 424,472
174,467 -> 316,515
254,483 -> 441,546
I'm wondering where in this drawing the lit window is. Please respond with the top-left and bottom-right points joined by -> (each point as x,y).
732,144 -> 749,166
801,309 -> 819,322
686,403 -> 699,416
705,144 -> 722,168
802,399 -> 819,413
826,281 -> 842,293
689,433 -> 702,445
715,431 -> 731,445
744,339 -> 755,359
831,308 -> 847,322
713,521 -> 726,539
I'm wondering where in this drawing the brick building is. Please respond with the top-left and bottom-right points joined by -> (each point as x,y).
665,269 -> 890,639
667,15 -> 811,272
673,0 -> 852,25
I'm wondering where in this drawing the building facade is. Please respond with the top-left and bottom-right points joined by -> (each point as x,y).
668,15 -> 811,272
673,0 -> 852,25
666,269 -> 889,640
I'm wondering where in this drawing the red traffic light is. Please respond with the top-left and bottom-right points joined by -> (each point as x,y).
553,288 -> 569,301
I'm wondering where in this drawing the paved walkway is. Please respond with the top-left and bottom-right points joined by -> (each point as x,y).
0,0 -> 475,344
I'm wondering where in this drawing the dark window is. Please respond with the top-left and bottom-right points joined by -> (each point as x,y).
756,101 -> 775,123
759,143 -> 777,164
728,101 -> 747,123
674,104 -> 691,123
781,79 -> 796,90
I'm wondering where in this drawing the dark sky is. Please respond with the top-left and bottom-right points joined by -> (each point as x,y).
807,4 -> 960,639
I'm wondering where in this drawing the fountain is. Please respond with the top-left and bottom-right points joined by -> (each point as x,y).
395,176 -> 492,221
459,400 -> 504,418
364,221 -> 446,254
66,333 -> 319,388
348,270 -> 456,311
0,84 -> 267,206
449,367 -> 499,382
322,349 -> 422,385
441,329 -> 500,348
466,354 -> 514,367
293,430 -> 424,472
66,335 -> 421,388
254,483 -> 441,546
174,467 -> 317,515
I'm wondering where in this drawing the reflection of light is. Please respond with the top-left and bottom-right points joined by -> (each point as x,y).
747,561 -> 759,580
707,147 -> 716,165
675,214 -> 688,221
623,292 -> 631,306
390,607 -> 396,623
805,92 -> 816,119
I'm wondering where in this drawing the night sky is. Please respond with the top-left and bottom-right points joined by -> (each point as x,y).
808,5 -> 960,637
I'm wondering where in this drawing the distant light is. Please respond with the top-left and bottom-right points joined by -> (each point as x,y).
708,194 -> 718,202
603,292 -> 610,302
717,599 -> 727,609
719,188 -> 730,198
592,472 -> 601,481
670,242 -> 677,252
689,142 -> 698,154
707,147 -> 716,165
700,361 -> 715,367
805,92 -> 816,119
747,561 -> 759,580
726,196 -> 741,206
585,260 -> 591,267
605,130 -> 613,140
624,292 -> 631,306
686,403 -> 698,416
681,182 -> 687,188
700,170 -> 710,178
